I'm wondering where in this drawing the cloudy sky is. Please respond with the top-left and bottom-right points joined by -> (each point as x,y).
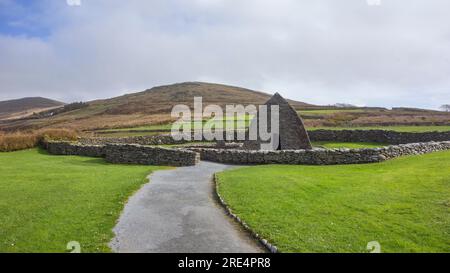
0,0 -> 449,109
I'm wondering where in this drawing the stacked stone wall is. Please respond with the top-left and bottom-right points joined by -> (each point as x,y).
308,130 -> 450,144
44,141 -> 106,157
104,144 -> 199,166
189,141 -> 450,165
81,130 -> 450,146
44,141 -> 199,166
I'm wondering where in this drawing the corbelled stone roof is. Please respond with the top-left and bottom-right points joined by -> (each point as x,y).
244,93 -> 312,150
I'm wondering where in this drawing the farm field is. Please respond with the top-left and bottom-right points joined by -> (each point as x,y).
0,149 -> 165,253
93,131 -> 165,137
216,151 -> 450,253
93,124 -> 450,138
297,109 -> 367,115
94,115 -> 252,133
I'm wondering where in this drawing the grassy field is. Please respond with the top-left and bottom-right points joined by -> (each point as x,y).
94,125 -> 450,138
217,151 -> 450,253
298,109 -> 366,115
312,141 -> 387,149
97,124 -> 174,132
93,124 -> 450,138
95,116 -> 252,133
94,131 -> 164,137
0,149 -> 165,253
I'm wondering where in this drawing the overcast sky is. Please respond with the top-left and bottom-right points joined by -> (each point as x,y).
0,0 -> 449,109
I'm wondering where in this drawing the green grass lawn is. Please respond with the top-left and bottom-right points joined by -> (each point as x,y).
312,141 -> 387,149
0,149 -> 165,253
216,151 -> 450,253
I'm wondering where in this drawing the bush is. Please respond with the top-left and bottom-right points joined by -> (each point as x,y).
0,129 -> 78,152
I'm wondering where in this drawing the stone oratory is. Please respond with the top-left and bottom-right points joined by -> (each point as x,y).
244,93 -> 312,150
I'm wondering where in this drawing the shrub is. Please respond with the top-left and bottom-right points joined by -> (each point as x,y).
0,129 -> 78,152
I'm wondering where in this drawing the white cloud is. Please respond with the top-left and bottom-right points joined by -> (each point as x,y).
0,0 -> 449,109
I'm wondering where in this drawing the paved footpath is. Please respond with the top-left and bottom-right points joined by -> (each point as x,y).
110,161 -> 264,253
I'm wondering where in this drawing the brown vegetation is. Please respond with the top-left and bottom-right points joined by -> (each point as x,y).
1,82 -> 448,133
0,133 -> 38,152
0,129 -> 78,152
0,82 -> 312,132
97,82 -> 312,115
303,109 -> 450,128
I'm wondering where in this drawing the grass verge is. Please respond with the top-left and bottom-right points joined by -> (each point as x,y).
216,151 -> 450,253
0,148 -> 165,252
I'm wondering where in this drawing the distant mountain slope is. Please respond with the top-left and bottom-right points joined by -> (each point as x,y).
0,97 -> 64,115
0,82 -> 313,131
0,97 -> 65,121
1,82 -> 447,132
91,82 -> 313,115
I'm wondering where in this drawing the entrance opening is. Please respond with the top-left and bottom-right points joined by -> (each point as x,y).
275,134 -> 281,150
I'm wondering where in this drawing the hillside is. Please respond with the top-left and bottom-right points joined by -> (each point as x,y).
0,82 -> 313,131
92,82 -> 312,115
0,97 -> 64,119
1,82 -> 448,133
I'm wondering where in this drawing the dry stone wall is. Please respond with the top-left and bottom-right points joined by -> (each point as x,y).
79,135 -> 187,146
189,141 -> 450,165
44,139 -> 450,166
44,141 -> 199,166
308,129 -> 450,144
81,129 -> 450,146
44,141 -> 106,157
104,144 -> 199,166
81,131 -> 248,146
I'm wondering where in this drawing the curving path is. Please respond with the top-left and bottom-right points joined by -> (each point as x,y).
110,161 -> 264,253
